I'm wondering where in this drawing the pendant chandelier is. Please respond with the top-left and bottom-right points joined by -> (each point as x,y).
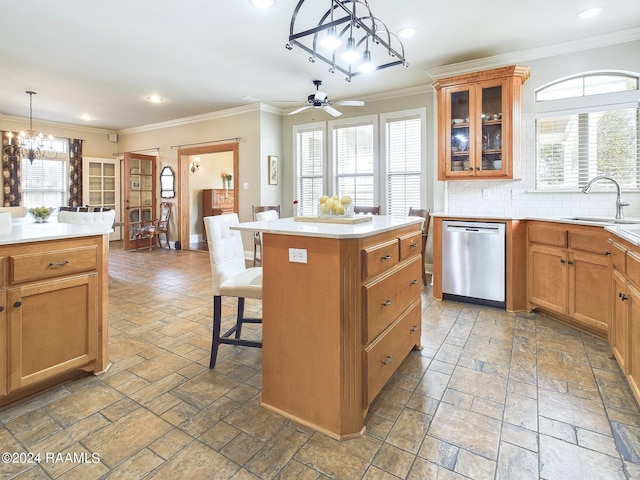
3,91 -> 56,164
286,0 -> 408,82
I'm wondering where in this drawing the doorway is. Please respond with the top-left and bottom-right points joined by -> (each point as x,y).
178,143 -> 239,251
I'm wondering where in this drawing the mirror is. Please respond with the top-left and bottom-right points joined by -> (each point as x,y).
160,166 -> 175,198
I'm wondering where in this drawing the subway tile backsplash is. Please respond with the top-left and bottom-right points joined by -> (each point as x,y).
445,114 -> 640,218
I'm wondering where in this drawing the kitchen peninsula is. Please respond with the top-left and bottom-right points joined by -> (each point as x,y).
0,219 -> 110,407
233,216 -> 424,439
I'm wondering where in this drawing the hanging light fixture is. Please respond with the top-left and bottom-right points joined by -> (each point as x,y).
3,91 -> 56,164
286,0 -> 408,81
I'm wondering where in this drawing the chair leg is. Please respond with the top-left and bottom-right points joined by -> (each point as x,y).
235,298 -> 245,339
210,295 -> 223,368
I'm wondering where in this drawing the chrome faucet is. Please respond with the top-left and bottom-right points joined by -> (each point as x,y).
581,175 -> 630,219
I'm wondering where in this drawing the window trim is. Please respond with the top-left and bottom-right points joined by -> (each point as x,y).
293,121 -> 326,213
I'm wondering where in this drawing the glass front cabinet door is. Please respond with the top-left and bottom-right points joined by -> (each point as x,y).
432,65 -> 530,180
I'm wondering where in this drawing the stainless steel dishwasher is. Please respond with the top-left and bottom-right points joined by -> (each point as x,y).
441,220 -> 506,308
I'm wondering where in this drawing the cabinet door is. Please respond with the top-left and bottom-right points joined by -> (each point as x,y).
477,79 -> 508,177
0,290 -> 5,397
527,244 -> 567,314
442,85 -> 476,178
568,250 -> 611,335
626,282 -> 640,400
612,270 -> 629,372
7,274 -> 98,391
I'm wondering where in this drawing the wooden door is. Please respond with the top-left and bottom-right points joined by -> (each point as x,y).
626,282 -> 640,399
527,244 -> 567,314
123,153 -> 157,250
612,270 -> 629,372
82,156 -> 121,241
568,250 -> 611,335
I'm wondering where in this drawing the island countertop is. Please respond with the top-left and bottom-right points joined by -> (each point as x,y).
232,215 -> 424,239
0,217 -> 111,245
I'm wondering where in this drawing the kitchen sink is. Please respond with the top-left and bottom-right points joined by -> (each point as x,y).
562,216 -> 640,224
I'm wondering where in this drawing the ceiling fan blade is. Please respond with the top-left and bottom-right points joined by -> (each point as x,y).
288,105 -> 312,115
334,100 -> 365,107
314,90 -> 328,101
322,105 -> 342,117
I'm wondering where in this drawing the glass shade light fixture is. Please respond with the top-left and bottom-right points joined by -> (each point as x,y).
190,156 -> 201,173
286,0 -> 408,81
3,91 -> 56,164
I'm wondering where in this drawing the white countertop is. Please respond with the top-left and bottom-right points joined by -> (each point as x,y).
0,217 -> 111,245
232,215 -> 424,239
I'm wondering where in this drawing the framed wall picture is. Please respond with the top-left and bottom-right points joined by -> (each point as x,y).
268,155 -> 278,185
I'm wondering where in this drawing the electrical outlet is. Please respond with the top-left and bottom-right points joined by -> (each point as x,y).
288,248 -> 307,264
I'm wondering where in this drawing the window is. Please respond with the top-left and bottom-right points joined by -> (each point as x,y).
21,139 -> 68,208
331,118 -> 376,207
295,124 -> 324,216
535,72 -> 640,190
294,110 -> 425,215
383,110 -> 424,217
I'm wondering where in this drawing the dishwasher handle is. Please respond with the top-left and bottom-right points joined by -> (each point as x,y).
446,225 -> 501,234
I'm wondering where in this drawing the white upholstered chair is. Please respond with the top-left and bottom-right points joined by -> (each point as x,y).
204,214 -> 262,368
0,206 -> 28,218
251,205 -> 280,266
57,209 -> 116,232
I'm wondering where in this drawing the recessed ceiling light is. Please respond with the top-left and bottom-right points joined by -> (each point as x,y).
146,95 -> 165,103
250,0 -> 274,8
577,7 -> 603,19
398,27 -> 418,39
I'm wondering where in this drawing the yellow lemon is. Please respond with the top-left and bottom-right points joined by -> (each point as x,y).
335,204 -> 345,215
319,195 -> 329,204
340,196 -> 352,205
331,194 -> 339,200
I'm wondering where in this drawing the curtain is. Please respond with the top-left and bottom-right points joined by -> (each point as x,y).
1,131 -> 22,206
68,139 -> 83,207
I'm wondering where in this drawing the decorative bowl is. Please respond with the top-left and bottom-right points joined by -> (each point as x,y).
318,196 -> 354,217
452,118 -> 465,125
29,207 -> 54,223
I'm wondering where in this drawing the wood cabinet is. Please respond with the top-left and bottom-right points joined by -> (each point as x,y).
260,222 -> 422,439
608,237 -> 640,402
527,222 -> 611,338
432,65 -> 530,180
202,188 -> 234,217
0,235 -> 108,406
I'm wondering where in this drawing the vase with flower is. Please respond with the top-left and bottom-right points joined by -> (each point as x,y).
293,200 -> 299,217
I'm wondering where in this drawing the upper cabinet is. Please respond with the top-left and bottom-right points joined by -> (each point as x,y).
432,65 -> 530,180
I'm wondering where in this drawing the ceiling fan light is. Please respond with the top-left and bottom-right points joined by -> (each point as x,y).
358,50 -> 375,73
340,37 -> 360,63
321,27 -> 342,50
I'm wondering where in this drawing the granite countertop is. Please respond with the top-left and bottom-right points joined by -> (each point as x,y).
0,217 -> 112,245
232,215 -> 423,239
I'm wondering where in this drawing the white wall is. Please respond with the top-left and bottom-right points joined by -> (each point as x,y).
444,40 -> 640,219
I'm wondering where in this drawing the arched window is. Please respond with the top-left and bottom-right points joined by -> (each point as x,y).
535,72 -> 639,190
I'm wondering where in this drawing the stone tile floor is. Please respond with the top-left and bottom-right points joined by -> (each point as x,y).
2,243 -> 640,479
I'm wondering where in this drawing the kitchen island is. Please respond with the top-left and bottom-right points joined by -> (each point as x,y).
0,218 -> 110,407
233,216 -> 424,439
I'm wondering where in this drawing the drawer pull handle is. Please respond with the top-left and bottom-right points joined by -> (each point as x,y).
411,325 -> 418,333
560,259 -> 566,264
0,305 -> 3,312
381,255 -> 392,261
620,292 -> 629,301
605,251 -> 611,256
410,243 -> 418,248
49,260 -> 70,267
567,260 -> 574,265
410,279 -> 419,285
382,299 -> 392,307
382,355 -> 393,366
13,301 -> 22,308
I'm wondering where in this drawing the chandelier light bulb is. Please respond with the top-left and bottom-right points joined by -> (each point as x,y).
321,26 -> 342,50
358,50 -> 375,73
341,37 -> 361,63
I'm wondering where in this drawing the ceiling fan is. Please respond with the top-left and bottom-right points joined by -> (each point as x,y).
287,80 -> 364,117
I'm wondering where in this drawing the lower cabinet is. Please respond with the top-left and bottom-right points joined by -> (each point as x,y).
527,222 -> 611,337
0,236 -> 107,406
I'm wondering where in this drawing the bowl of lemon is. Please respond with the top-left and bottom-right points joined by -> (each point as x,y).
319,195 -> 353,217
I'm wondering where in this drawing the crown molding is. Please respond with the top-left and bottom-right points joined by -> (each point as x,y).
117,103 -> 270,135
0,114 -> 115,135
426,27 -> 640,80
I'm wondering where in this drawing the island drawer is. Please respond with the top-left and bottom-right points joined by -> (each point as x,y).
364,299 -> 421,404
609,239 -> 626,273
10,245 -> 98,284
569,228 -> 610,255
363,256 -> 422,344
398,231 -> 422,261
362,239 -> 399,280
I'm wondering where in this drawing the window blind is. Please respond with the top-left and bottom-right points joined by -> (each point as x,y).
297,128 -> 323,215
21,158 -> 67,208
386,117 -> 422,217
334,123 -> 374,205
536,107 -> 639,190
